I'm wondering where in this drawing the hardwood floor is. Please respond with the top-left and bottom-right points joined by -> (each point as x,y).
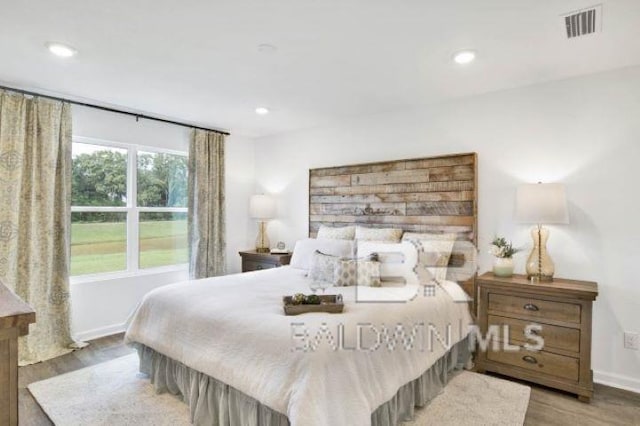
18,334 -> 640,425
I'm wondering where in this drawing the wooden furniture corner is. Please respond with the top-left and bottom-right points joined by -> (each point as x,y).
0,280 -> 36,426
239,250 -> 292,272
475,272 -> 598,402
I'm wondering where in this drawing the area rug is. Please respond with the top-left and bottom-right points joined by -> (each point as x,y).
29,354 -> 530,425
403,370 -> 531,425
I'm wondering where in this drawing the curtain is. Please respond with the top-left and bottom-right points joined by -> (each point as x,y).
0,91 -> 76,365
188,129 -> 226,279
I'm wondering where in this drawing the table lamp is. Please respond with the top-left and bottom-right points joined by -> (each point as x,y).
250,194 -> 276,253
515,182 -> 569,282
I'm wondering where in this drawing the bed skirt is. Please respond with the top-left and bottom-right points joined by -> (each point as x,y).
133,337 -> 470,426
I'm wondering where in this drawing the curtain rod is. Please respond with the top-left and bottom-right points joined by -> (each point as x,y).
0,84 -> 230,136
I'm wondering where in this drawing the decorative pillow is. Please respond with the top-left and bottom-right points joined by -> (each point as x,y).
357,241 -> 419,286
406,234 -> 456,282
334,255 -> 381,287
445,240 -> 477,282
317,225 -> 355,240
308,251 -> 339,283
402,232 -> 458,242
355,226 -> 403,243
290,238 -> 355,270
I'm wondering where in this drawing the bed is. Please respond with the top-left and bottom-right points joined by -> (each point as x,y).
125,153 -> 478,426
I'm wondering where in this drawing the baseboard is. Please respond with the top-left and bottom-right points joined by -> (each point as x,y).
594,370 -> 640,394
73,322 -> 127,343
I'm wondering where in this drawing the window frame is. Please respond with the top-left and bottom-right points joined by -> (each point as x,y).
70,136 -> 188,284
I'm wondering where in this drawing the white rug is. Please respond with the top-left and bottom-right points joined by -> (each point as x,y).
403,371 -> 531,425
29,354 -> 530,426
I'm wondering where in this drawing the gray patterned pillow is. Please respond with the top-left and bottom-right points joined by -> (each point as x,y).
334,256 -> 381,287
308,250 -> 339,283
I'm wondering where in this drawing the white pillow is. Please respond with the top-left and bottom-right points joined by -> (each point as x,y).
290,238 -> 355,270
357,241 -> 420,286
355,226 -> 403,243
317,225 -> 355,240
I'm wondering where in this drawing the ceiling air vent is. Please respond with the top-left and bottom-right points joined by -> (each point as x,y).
562,5 -> 602,39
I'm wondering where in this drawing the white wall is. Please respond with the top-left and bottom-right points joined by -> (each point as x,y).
71,106 -> 254,341
253,66 -> 640,392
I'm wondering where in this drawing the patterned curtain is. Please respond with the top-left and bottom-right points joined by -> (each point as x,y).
188,129 -> 226,279
0,91 -> 76,365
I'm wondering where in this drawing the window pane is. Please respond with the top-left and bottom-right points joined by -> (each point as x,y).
71,212 -> 127,276
72,143 -> 127,207
139,212 -> 188,268
137,152 -> 188,207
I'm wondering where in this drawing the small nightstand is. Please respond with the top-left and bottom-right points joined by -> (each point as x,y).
239,250 -> 292,272
475,272 -> 598,402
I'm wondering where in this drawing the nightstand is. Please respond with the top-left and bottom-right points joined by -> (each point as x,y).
239,250 -> 292,272
475,272 -> 598,402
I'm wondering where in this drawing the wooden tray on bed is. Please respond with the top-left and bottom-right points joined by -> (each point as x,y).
283,294 -> 344,315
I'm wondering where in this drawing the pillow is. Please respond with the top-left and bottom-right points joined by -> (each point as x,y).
334,255 -> 381,287
402,232 -> 458,242
357,241 -> 419,286
308,250 -> 340,283
355,226 -> 403,243
403,233 -> 456,282
317,225 -> 355,240
444,240 -> 478,282
290,238 -> 355,270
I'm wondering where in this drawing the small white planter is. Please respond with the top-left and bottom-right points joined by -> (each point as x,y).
492,257 -> 514,277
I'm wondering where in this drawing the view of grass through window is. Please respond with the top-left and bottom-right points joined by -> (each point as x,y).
71,212 -> 127,275
139,212 -> 188,269
70,142 -> 188,276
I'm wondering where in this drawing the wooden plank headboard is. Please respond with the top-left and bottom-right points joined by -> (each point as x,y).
308,152 -> 478,311
309,153 -> 477,242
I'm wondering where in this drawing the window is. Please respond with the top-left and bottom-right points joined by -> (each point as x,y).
71,138 -> 188,277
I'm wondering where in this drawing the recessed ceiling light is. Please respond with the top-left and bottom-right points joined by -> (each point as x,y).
257,44 -> 278,54
255,107 -> 270,115
46,42 -> 77,58
453,50 -> 476,65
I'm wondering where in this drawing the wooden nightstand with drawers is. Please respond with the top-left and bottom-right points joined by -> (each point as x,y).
239,250 -> 292,272
475,273 -> 598,402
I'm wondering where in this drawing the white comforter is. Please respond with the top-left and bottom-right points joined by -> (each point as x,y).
125,266 -> 472,426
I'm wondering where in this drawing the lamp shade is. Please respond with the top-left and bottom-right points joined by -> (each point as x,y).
515,183 -> 569,224
249,194 -> 276,219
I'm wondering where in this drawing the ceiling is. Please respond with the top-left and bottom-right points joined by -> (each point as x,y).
2,0 -> 640,138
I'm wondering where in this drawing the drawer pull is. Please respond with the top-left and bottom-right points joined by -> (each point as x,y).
522,355 -> 538,364
523,303 -> 539,311
256,265 -> 263,270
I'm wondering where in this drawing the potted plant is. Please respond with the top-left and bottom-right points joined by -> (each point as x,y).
489,237 -> 520,277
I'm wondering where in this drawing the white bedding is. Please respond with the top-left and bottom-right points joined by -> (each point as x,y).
124,266 -> 472,426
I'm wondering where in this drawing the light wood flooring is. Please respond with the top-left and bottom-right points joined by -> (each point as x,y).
18,333 -> 640,425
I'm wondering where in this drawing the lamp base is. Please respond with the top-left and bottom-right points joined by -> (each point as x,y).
527,273 -> 554,283
525,225 -> 555,283
255,221 -> 270,253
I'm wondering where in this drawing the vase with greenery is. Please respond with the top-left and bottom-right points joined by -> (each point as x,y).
489,237 -> 520,277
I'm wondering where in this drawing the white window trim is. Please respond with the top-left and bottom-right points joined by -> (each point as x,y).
70,136 -> 188,284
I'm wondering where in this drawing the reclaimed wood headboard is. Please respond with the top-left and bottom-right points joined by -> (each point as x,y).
309,153 -> 477,241
308,152 -> 478,310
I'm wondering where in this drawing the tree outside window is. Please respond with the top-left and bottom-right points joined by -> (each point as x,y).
70,140 -> 188,277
